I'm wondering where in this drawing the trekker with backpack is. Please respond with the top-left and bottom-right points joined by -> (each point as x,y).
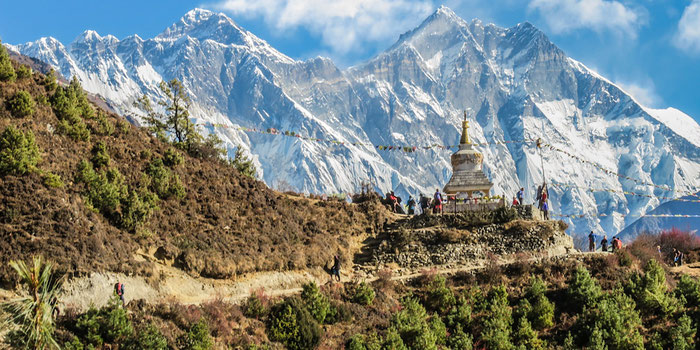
114,282 -> 125,307
517,187 -> 524,205
433,189 -> 443,214
601,235 -> 609,252
331,255 -> 341,281
407,196 -> 416,215
588,231 -> 596,252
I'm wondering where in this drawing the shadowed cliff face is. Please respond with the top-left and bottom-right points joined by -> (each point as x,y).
8,6 -> 700,239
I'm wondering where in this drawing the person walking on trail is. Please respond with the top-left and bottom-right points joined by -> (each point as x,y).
612,237 -> 622,251
433,189 -> 443,214
541,200 -> 549,220
419,193 -> 429,214
601,235 -> 609,252
512,196 -> 519,206
407,196 -> 416,215
330,255 -> 341,282
114,282 -> 125,307
540,188 -> 548,209
588,231 -> 596,252
517,188 -> 524,205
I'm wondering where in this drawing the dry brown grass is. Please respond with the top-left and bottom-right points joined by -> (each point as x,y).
0,57 -> 389,286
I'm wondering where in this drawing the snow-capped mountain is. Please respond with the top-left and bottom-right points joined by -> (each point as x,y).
8,6 -> 700,238
618,191 -> 700,240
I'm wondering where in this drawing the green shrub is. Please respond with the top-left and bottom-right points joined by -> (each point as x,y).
447,324 -> 473,350
42,70 -> 58,92
180,319 -> 213,350
0,43 -> 16,82
76,160 -> 126,218
670,314 -> 696,350
164,147 -> 184,167
580,288 -> 644,350
243,293 -> 267,319
480,285 -> 513,350
42,171 -> 64,188
566,266 -> 602,312
124,323 -> 168,350
429,314 -> 447,346
92,112 -> 115,136
513,316 -> 544,350
73,296 -> 133,347
424,275 -> 456,315
382,329 -> 407,350
63,336 -> 85,350
352,282 -> 376,306
445,296 -> 472,332
229,147 -> 256,178
0,125 -> 40,176
627,259 -> 678,315
525,277 -> 554,330
267,297 -> 321,350
57,117 -> 91,142
145,157 -> 186,200
51,79 -> 93,141
347,334 -> 381,350
16,65 -> 32,80
7,90 -> 35,118
301,282 -> 331,324
91,141 -> 110,168
675,274 -> 700,308
390,297 -> 438,350
120,189 -> 159,232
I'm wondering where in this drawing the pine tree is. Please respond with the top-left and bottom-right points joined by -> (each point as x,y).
480,285 -> 513,350
670,314 -> 696,350
0,41 -> 16,82
133,79 -> 201,153
566,266 -> 602,312
230,147 -> 257,178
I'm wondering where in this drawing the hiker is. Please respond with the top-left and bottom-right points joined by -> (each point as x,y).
612,237 -> 622,251
419,193 -> 429,214
388,191 -> 399,213
517,187 -> 524,205
657,245 -> 662,258
588,231 -> 596,252
433,189 -> 443,214
540,188 -> 548,209
679,250 -> 684,266
601,235 -> 609,252
330,255 -> 341,282
114,282 -> 125,307
536,184 -> 542,203
407,196 -> 416,215
395,195 -> 406,214
512,196 -> 519,206
541,200 -> 549,220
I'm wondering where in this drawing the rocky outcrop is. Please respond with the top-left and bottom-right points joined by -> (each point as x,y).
365,216 -> 573,270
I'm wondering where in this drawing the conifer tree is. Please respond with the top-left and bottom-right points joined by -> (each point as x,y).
670,314 -> 696,350
0,41 -> 16,82
481,285 -> 513,350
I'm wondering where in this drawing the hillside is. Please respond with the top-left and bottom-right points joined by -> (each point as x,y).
8,6 -> 700,239
0,50 -> 388,287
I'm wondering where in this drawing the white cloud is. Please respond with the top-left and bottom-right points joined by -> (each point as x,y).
674,0 -> 700,54
209,0 -> 434,56
616,79 -> 662,108
528,0 -> 645,38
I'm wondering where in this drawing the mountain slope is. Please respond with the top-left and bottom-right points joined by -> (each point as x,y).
618,192 -> 700,239
0,55 -> 386,286
8,6 -> 700,238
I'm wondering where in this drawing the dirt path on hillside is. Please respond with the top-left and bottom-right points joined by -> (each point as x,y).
5,249 -> 591,311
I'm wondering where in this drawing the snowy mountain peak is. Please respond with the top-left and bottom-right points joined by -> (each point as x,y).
74,30 -> 102,44
10,7 -> 700,241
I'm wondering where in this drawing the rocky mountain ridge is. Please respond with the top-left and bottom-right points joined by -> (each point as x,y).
7,6 -> 700,238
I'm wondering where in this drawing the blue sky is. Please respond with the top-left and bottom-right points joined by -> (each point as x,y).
1,0 -> 699,121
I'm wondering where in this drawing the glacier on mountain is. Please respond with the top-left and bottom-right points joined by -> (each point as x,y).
7,6 -> 700,240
